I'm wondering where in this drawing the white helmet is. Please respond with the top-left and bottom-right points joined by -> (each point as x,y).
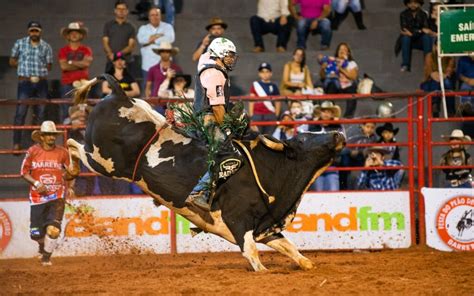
208,38 -> 237,70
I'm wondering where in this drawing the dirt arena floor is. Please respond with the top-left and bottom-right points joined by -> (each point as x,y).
0,246 -> 472,295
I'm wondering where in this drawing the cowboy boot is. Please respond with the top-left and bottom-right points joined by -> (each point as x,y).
186,190 -> 210,211
331,12 -> 346,30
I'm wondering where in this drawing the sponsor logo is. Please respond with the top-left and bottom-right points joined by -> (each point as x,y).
286,206 -> 406,232
436,196 -> 474,251
218,158 -> 241,180
0,208 -> 12,253
65,210 -> 170,238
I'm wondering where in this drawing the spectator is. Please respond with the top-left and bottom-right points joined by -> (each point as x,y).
102,1 -> 136,73
137,6 -> 175,90
339,121 -> 377,189
248,62 -> 281,135
280,48 -> 314,96
309,101 -> 344,191
290,0 -> 332,50
420,41 -> 455,117
20,121 -> 74,265
9,21 -> 53,152
357,146 -> 404,190
457,54 -> 474,106
158,73 -> 194,99
440,129 -> 472,189
272,111 -> 296,140
152,0 -> 175,26
58,22 -> 93,123
331,0 -> 366,30
288,100 -> 310,132
145,42 -> 182,108
423,2 -> 439,45
250,0 -> 292,53
375,122 -> 400,161
398,0 -> 431,72
192,17 -> 227,62
319,42 -> 359,118
102,52 -> 140,98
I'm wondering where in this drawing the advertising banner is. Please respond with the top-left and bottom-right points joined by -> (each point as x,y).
1,191 -> 411,259
177,191 -> 412,252
422,187 -> 474,252
0,197 -> 171,259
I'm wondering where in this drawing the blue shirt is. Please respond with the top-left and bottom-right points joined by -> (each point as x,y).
457,56 -> 474,80
11,37 -> 53,77
137,22 -> 175,71
357,159 -> 403,190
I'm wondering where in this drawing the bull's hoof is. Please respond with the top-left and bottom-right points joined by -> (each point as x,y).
299,257 -> 314,271
66,139 -> 81,160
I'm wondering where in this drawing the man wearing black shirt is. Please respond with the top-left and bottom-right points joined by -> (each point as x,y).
399,0 -> 431,72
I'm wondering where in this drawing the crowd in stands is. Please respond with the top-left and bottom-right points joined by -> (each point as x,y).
8,0 -> 473,194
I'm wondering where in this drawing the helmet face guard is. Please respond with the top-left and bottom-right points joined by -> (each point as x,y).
222,51 -> 238,71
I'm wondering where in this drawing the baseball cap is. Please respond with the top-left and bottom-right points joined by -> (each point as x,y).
28,21 -> 42,31
258,62 -> 272,72
113,52 -> 125,61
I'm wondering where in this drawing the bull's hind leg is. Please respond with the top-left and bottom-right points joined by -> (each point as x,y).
66,139 -> 83,179
262,233 -> 314,270
240,231 -> 267,272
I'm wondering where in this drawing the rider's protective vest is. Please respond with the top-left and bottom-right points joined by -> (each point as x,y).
194,64 -> 231,114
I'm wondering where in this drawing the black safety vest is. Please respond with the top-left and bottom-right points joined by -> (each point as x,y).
194,64 -> 230,114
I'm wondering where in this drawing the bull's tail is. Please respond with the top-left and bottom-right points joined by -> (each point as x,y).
73,74 -> 128,105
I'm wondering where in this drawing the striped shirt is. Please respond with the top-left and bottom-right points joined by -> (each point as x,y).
357,160 -> 403,190
11,37 -> 53,77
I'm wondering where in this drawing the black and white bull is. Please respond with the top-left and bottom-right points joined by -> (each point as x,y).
68,74 -> 345,271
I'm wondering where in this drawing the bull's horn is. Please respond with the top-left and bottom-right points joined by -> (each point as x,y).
259,135 -> 285,151
72,77 -> 99,105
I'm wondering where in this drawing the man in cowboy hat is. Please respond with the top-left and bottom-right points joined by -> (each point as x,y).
21,121 -> 76,266
137,6 -> 175,89
440,129 -> 472,188
145,41 -> 182,101
356,146 -> 404,190
192,17 -> 228,62
10,21 -> 53,152
58,21 -> 93,123
376,122 -> 400,161
309,101 -> 344,191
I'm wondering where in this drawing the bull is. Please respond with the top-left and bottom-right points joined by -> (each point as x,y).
67,74 -> 345,271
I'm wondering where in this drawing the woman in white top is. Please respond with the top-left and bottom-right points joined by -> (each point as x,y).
280,48 -> 314,96
280,48 -> 314,117
320,42 -> 359,118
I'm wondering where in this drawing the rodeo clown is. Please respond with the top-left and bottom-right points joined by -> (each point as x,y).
20,121 -> 76,265
185,37 -> 244,211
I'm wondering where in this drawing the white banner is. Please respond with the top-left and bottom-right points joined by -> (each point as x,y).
0,197 -> 171,259
422,187 -> 474,252
178,191 -> 412,252
1,191 -> 412,259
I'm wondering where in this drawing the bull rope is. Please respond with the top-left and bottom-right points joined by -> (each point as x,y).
131,124 -> 168,181
233,140 -> 275,204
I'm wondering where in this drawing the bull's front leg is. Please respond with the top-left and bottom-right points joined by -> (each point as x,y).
238,231 -> 267,272
262,233 -> 314,271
